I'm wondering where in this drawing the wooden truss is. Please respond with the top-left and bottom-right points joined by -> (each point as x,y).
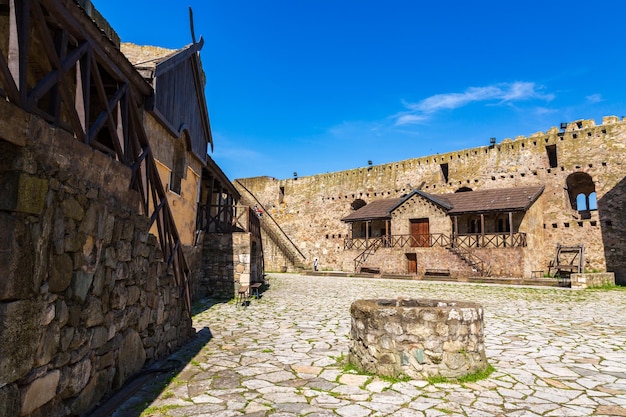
0,0 -> 191,310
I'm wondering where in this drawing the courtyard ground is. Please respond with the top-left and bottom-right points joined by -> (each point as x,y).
110,273 -> 626,417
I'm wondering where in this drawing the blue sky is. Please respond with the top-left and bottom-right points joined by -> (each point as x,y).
92,0 -> 626,180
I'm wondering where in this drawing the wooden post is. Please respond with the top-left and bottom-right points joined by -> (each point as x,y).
508,211 -> 513,246
480,213 -> 485,247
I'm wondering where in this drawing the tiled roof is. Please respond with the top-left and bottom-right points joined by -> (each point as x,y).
341,186 -> 544,222
341,198 -> 404,222
427,186 -> 544,215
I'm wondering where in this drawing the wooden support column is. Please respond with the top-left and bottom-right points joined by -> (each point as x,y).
508,211 -> 513,245
385,220 -> 389,246
453,216 -> 458,247
480,213 -> 485,248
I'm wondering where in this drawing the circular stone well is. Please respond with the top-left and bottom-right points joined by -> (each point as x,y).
349,298 -> 487,379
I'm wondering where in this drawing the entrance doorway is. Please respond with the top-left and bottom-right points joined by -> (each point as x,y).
410,218 -> 430,247
406,253 -> 417,274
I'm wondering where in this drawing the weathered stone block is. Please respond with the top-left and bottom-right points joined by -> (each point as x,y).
113,329 -> 146,389
0,383 -> 20,417
70,270 -> 93,303
49,253 -> 73,293
70,369 -> 111,416
82,297 -> 104,328
0,213 -> 35,300
61,196 -> 84,221
34,322 -> 60,367
0,300 -> 41,385
60,358 -> 91,397
20,369 -> 60,415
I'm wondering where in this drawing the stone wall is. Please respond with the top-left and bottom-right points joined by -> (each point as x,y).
349,298 -> 487,379
570,272 -> 616,289
238,116 -> 626,284
0,102 -> 194,417
195,231 -> 263,299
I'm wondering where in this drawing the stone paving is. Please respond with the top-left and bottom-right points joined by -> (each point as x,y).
111,274 -> 626,417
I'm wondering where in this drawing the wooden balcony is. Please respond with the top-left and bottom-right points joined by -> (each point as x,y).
344,232 -> 527,250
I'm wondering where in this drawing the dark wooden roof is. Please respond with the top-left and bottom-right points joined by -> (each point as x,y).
423,186 -> 545,215
121,40 -> 213,163
342,186 -> 544,222
342,198 -> 404,222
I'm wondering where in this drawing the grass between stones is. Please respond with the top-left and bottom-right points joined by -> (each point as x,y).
427,364 -> 496,385
139,403 -> 182,416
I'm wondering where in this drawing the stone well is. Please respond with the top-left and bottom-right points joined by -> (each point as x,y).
349,298 -> 488,379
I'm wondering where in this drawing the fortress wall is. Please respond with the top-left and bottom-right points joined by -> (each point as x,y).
0,103 -> 194,416
238,117 -> 625,282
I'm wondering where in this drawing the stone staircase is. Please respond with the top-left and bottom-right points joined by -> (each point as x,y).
446,247 -> 491,277
234,180 -> 307,270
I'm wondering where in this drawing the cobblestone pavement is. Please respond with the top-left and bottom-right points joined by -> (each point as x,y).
112,274 -> 626,417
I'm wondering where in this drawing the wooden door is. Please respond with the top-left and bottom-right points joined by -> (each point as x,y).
406,253 -> 417,274
410,219 -> 430,247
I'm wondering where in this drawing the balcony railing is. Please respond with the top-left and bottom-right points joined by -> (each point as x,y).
344,232 -> 527,250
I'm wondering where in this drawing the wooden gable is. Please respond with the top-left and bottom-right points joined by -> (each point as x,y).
122,40 -> 213,164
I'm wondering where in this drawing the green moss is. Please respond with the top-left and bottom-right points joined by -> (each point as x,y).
139,404 -> 182,416
426,364 -> 496,385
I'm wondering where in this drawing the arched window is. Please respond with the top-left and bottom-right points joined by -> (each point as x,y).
566,172 -> 596,212
576,193 -> 588,210
588,192 -> 597,210
455,187 -> 473,193
351,199 -> 366,210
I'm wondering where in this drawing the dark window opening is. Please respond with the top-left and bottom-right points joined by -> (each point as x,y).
279,186 -> 285,203
169,135 -> 187,195
469,219 -> 480,234
566,172 -> 597,212
546,144 -> 558,168
440,163 -> 449,183
455,187 -> 472,193
496,218 -> 510,233
351,199 -> 366,210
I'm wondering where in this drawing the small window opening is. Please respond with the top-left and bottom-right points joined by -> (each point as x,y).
440,163 -> 449,182
546,144 -> 558,168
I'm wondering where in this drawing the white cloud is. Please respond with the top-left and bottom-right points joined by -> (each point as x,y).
395,81 -> 554,126
586,93 -> 603,103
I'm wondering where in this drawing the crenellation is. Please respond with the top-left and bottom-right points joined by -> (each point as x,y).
239,115 -> 625,283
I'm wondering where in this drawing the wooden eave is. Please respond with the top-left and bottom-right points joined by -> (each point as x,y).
205,155 -> 240,200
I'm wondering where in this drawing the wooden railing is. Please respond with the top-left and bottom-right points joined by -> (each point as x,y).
234,180 -> 307,269
345,232 -> 527,250
0,0 -> 191,310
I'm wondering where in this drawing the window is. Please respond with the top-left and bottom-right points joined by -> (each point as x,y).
440,163 -> 449,183
351,199 -> 366,210
546,144 -> 558,168
496,218 -> 510,233
566,172 -> 596,214
169,137 -> 186,195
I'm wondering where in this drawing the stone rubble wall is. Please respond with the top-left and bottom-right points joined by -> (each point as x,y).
238,117 -> 625,284
570,272 -> 615,289
195,231 -> 262,299
0,103 -> 194,417
349,299 -> 488,379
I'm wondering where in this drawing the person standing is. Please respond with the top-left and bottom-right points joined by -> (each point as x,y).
313,258 -> 318,271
